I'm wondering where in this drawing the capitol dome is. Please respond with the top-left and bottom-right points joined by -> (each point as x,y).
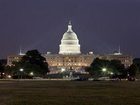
59,21 -> 81,55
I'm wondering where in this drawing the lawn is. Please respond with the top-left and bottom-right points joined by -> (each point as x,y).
0,80 -> 140,105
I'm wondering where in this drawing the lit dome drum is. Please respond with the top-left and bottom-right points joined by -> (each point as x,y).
59,21 -> 81,55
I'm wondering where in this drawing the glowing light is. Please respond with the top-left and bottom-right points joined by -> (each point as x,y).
20,68 -> 24,72
61,68 -> 65,72
110,72 -> 114,75
102,68 -> 107,72
59,21 -> 81,54
7,75 -> 11,78
30,72 -> 34,76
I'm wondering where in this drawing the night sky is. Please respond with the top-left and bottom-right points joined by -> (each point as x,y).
0,0 -> 140,58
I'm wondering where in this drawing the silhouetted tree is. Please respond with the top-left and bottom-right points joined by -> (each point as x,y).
128,64 -> 138,77
10,50 -> 49,78
87,58 -> 126,79
133,58 -> 140,79
133,58 -> 140,72
0,59 -> 7,79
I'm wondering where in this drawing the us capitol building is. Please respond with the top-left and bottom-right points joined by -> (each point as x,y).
44,21 -> 94,73
7,21 -> 133,73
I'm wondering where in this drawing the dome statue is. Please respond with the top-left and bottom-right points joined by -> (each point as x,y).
59,21 -> 81,55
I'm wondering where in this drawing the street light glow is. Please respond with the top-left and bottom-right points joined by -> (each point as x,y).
102,68 -> 107,72
20,68 -> 24,72
30,72 -> 34,76
110,72 -> 114,75
7,75 -> 11,78
61,68 -> 65,72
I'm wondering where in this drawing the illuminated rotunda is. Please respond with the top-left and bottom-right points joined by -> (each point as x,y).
59,21 -> 81,55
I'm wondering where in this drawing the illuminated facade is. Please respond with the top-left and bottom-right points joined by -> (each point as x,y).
44,53 -> 94,73
96,52 -> 133,68
7,50 -> 25,66
7,55 -> 23,66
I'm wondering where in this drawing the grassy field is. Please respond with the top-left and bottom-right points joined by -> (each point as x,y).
0,80 -> 140,105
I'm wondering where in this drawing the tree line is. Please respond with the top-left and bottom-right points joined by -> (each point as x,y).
86,58 -> 140,81
0,50 -> 140,80
0,50 -> 49,79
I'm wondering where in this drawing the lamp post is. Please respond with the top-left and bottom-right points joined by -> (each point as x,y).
7,75 -> 11,79
61,68 -> 65,72
110,72 -> 114,75
102,68 -> 107,76
102,68 -> 107,72
30,72 -> 34,76
19,68 -> 24,79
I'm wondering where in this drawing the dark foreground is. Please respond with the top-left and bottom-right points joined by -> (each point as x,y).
0,80 -> 140,105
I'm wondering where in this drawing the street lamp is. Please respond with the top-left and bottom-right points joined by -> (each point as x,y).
7,75 -> 11,79
30,72 -> 34,76
110,72 -> 114,75
20,68 -> 24,72
19,68 -> 24,79
61,68 -> 65,72
102,68 -> 107,77
102,68 -> 107,72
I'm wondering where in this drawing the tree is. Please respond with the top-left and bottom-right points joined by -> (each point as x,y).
110,60 -> 126,77
0,59 -> 7,79
128,64 -> 138,77
87,58 -> 111,78
132,58 -> 140,79
0,62 -> 4,78
87,58 -> 126,79
133,58 -> 140,72
11,50 -> 49,78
